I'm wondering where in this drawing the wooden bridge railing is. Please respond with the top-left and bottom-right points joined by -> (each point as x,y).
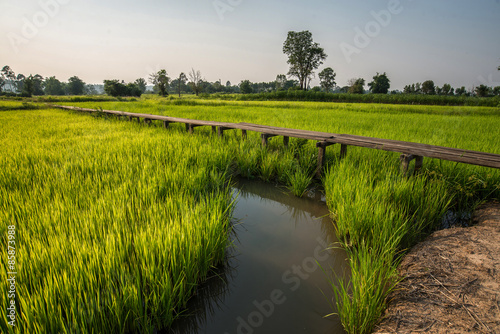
52,105 -> 500,176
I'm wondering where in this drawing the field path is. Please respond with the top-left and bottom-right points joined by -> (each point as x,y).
374,201 -> 500,333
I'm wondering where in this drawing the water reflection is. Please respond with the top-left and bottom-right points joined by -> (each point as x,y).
168,179 -> 348,334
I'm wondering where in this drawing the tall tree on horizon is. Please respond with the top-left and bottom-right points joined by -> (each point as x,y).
44,76 -> 65,95
283,31 -> 327,90
134,78 -> 147,94
67,76 -> 86,95
177,72 -> 187,97
318,67 -> 336,93
1,66 -> 16,92
239,80 -> 253,94
348,78 -> 365,94
475,84 -> 490,97
188,68 -> 203,96
368,72 -> 390,94
149,69 -> 170,96
421,80 -> 436,95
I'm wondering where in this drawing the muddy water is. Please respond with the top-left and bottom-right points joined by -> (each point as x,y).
169,179 -> 348,334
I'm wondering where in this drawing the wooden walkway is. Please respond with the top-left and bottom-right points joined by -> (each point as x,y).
53,105 -> 500,176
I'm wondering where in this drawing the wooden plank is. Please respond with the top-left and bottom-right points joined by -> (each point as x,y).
335,134 -> 500,161
239,122 -> 336,138
324,137 -> 500,169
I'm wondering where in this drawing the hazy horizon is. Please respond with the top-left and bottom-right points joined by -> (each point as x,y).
1,0 -> 499,91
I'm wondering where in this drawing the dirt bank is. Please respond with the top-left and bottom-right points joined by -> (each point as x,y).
374,201 -> 500,334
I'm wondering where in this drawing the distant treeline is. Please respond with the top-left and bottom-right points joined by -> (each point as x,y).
212,90 -> 500,107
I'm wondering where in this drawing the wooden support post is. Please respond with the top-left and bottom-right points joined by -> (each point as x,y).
400,154 -> 423,176
261,133 -> 277,147
186,124 -> 203,134
414,155 -> 423,173
261,134 -> 269,146
163,121 -> 170,129
283,136 -> 289,148
212,126 -> 217,134
400,154 -> 412,176
217,126 -> 225,138
128,116 -> 133,121
144,118 -> 152,126
242,129 -> 247,139
316,141 -> 335,177
340,144 -> 348,159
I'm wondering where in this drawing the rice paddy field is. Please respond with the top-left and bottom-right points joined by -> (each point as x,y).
1,96 -> 499,333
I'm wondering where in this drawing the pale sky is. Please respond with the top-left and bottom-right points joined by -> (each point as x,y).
1,0 -> 499,90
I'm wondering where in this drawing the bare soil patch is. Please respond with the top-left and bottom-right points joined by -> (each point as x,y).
374,201 -> 500,334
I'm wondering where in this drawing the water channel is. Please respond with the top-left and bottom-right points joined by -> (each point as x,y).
169,179 -> 349,333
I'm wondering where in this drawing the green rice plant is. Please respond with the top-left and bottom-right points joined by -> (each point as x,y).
323,153 -> 455,333
234,140 -> 261,178
330,239 -> 402,334
286,166 -> 314,197
0,107 -> 237,333
259,149 -> 280,181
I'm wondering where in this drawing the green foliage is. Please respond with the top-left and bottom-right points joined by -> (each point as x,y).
44,76 -> 65,95
103,80 -> 142,97
318,67 -> 336,93
475,84 -> 490,97
0,107 -> 235,333
67,76 -> 86,95
21,74 -> 44,97
239,80 -> 253,94
348,78 -> 365,94
283,31 -> 327,90
134,78 -> 147,94
368,72 -> 390,94
324,155 -> 453,333
175,73 -> 187,97
227,90 -> 500,106
422,80 -> 436,95
149,69 -> 170,97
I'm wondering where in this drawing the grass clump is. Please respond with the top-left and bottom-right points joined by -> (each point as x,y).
323,154 -> 454,333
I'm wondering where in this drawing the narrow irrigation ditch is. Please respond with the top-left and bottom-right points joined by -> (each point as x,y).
169,179 -> 349,333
